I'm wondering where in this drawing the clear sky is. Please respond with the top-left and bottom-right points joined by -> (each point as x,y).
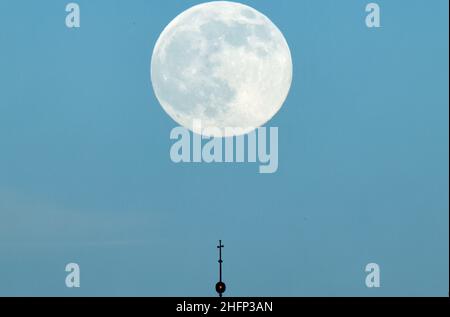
0,0 -> 448,296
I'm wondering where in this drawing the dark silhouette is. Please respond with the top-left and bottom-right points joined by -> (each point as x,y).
215,240 -> 226,297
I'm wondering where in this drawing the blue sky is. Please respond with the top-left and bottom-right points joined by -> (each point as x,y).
0,0 -> 448,296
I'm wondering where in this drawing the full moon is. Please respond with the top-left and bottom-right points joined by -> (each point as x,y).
151,1 -> 293,137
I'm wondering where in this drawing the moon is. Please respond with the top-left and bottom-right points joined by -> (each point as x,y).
151,1 -> 293,137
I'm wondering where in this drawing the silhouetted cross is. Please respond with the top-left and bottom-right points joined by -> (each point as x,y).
217,240 -> 224,281
216,240 -> 226,297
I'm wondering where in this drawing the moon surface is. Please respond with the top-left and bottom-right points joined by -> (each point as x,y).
151,1 -> 292,137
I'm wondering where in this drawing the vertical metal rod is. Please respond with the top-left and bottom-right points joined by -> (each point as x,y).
218,240 -> 223,282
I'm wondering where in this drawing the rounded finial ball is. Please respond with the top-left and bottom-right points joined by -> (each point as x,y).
215,281 -> 226,295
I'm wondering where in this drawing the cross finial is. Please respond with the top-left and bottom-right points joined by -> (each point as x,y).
216,240 -> 226,297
